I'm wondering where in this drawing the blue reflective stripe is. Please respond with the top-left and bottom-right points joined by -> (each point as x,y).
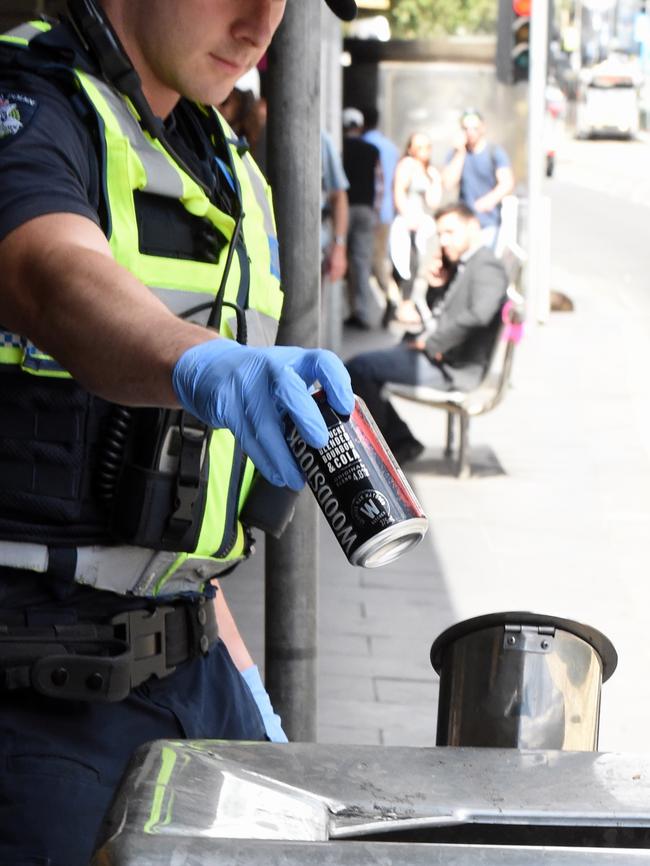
1,331 -> 22,348
268,235 -> 281,280
213,156 -> 236,193
22,344 -> 65,373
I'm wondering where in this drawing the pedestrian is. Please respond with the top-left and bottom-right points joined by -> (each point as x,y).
0,1 -> 356,864
441,107 -> 515,250
341,106 -> 382,330
348,203 -> 508,464
390,131 -> 442,326
361,105 -> 401,327
321,128 -> 349,284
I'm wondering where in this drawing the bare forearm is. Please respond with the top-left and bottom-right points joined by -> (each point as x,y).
491,179 -> 514,205
329,188 -> 349,239
1,214 -> 215,405
441,150 -> 465,191
489,167 -> 515,205
213,580 -> 255,671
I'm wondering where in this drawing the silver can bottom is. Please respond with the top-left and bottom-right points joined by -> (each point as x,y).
349,518 -> 428,568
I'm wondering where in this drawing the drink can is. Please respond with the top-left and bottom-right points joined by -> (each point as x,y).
286,390 -> 428,568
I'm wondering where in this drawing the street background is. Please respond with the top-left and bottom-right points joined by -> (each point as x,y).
226,128 -> 650,753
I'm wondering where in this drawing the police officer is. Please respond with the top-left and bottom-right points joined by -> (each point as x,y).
0,1 -> 357,863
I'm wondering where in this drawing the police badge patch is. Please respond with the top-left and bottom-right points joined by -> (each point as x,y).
0,92 -> 37,145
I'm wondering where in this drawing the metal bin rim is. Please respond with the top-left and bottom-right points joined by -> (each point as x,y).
430,611 -> 618,682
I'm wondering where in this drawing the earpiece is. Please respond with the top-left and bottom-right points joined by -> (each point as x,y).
66,0 -> 163,137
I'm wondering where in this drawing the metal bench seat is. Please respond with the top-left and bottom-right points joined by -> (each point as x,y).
382,241 -> 526,479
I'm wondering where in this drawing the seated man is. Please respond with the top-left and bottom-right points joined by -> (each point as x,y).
347,203 -> 508,463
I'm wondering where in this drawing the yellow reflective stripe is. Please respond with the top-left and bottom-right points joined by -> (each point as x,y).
2,21 -> 50,43
143,745 -> 181,833
21,366 -> 71,379
91,76 -> 185,199
73,74 -> 252,565
194,430 -> 238,557
241,152 -> 276,238
0,347 -> 22,364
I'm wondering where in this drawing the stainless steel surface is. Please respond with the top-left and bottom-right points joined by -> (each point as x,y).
350,517 -> 428,568
93,741 -> 650,864
93,839 -> 650,865
433,614 -> 616,750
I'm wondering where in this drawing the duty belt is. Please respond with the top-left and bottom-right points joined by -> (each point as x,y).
0,598 -> 218,702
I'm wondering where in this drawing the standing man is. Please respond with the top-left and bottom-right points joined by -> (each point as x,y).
441,108 -> 514,250
362,105 -> 401,325
341,105 -> 381,329
347,203 -> 508,463
321,128 -> 349,284
0,1 -> 356,864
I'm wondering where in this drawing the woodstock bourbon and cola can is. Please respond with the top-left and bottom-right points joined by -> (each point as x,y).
286,390 -> 428,568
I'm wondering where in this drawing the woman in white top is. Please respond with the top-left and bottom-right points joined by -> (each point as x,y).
389,132 -> 442,325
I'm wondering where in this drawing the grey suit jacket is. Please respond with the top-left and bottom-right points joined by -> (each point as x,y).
424,246 -> 508,391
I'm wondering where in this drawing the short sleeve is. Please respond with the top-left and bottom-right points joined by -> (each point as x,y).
492,144 -> 511,170
0,69 -> 101,242
321,130 -> 349,195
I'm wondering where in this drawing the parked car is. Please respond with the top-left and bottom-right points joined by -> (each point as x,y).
575,57 -> 641,139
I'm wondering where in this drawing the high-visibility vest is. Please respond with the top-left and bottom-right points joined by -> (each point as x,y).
0,22 -> 283,595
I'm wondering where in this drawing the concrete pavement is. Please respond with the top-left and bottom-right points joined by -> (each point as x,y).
225,136 -> 650,753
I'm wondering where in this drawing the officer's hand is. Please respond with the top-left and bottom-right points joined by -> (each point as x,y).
172,340 -> 354,490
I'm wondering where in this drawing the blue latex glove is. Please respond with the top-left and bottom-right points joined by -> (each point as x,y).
172,340 -> 354,490
241,664 -> 288,743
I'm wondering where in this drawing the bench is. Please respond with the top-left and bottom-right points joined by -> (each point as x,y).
382,243 -> 526,478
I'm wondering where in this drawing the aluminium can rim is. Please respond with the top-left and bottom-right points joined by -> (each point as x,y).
350,517 -> 428,568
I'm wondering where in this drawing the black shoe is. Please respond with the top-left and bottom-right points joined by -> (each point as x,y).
391,439 -> 425,465
382,301 -> 397,328
344,314 -> 370,330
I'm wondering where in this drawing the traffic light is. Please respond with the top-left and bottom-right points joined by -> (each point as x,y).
511,0 -> 531,83
496,0 -> 532,84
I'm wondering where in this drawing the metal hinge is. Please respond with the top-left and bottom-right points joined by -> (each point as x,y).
504,623 -> 555,653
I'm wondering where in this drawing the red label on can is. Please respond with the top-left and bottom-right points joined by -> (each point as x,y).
285,391 -> 426,565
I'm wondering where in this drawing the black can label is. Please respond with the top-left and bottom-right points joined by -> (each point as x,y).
286,391 -> 425,563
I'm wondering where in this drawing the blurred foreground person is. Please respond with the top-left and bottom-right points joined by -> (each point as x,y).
348,204 -> 507,463
0,0 -> 356,863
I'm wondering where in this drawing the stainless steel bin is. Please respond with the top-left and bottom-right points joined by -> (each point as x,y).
431,612 -> 617,750
92,741 -> 650,864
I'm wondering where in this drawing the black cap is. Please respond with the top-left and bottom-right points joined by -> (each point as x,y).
324,0 -> 358,21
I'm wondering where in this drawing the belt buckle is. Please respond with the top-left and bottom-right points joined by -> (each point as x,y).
110,606 -> 176,688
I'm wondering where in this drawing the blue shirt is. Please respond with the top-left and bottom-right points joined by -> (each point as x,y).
363,128 -> 399,224
446,143 -> 510,229
321,130 -> 349,199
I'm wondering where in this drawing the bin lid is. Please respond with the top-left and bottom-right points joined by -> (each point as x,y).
93,740 -> 650,863
430,611 -> 617,682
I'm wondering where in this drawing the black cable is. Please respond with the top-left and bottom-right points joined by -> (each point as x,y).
95,405 -> 132,502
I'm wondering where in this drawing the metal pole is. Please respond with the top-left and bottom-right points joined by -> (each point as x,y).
264,0 -> 321,741
525,0 -> 550,323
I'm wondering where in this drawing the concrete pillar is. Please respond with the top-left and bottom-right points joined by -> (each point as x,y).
264,0 -> 322,742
